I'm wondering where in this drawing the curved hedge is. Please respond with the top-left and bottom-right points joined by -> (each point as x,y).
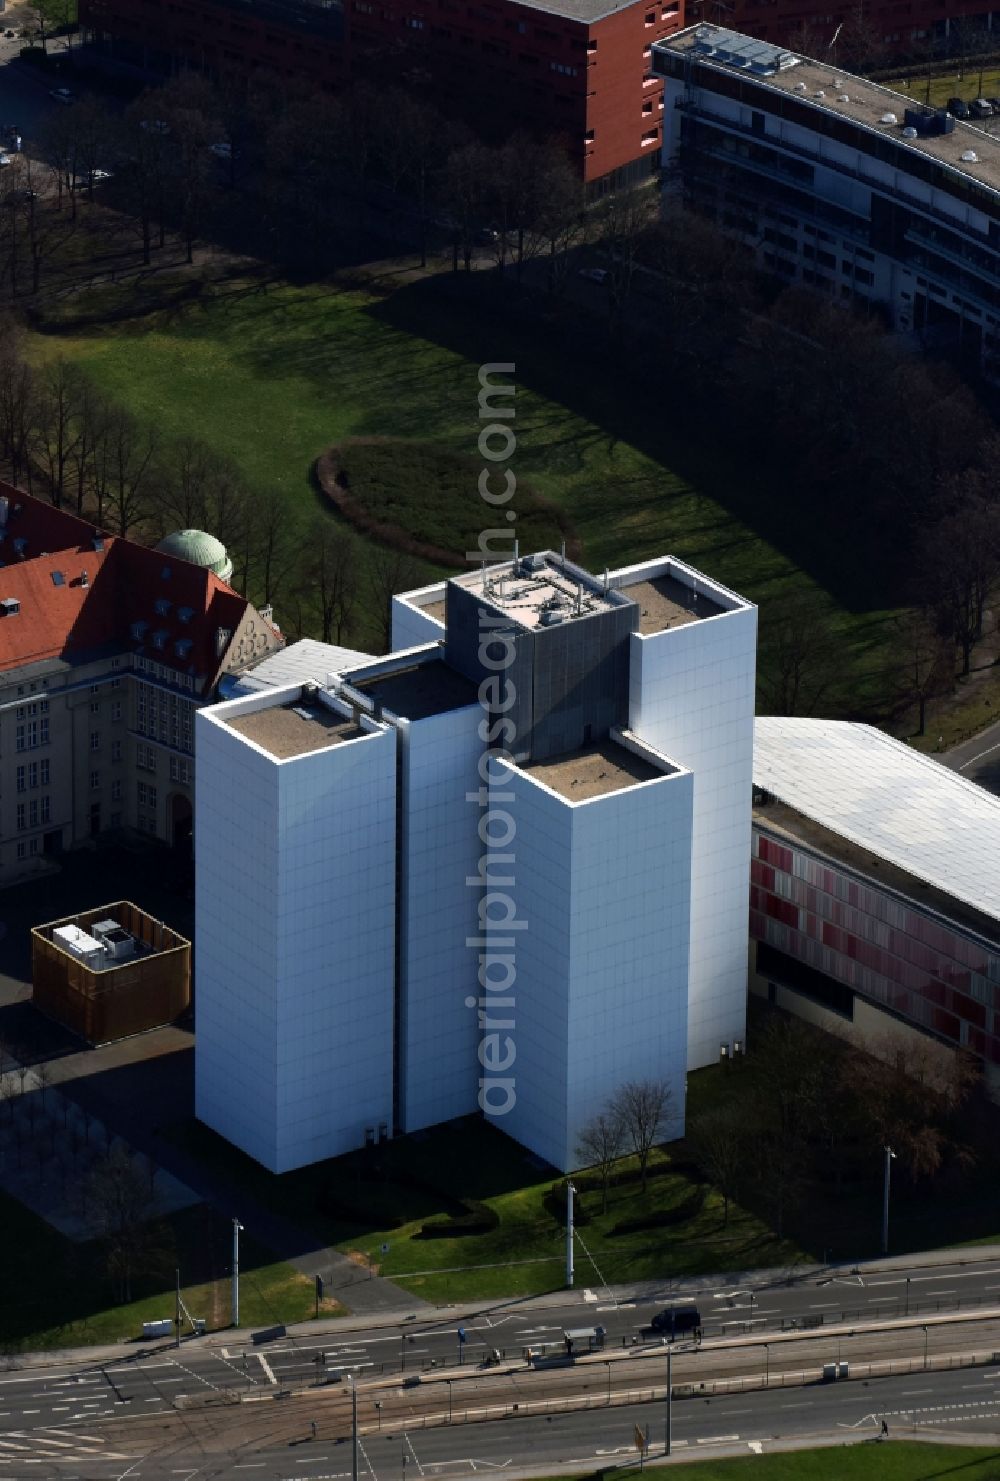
609,1186 -> 707,1236
416,1199 -> 500,1239
315,438 -> 579,569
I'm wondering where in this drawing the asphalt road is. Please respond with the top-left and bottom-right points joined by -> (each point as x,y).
3,1252 -> 1000,1475
3,1352 -> 1000,1478
944,719 -> 1000,797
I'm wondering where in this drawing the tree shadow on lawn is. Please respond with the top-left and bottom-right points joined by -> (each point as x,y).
0,1194 -> 285,1349
40,267 -> 865,616
358,274 -> 897,618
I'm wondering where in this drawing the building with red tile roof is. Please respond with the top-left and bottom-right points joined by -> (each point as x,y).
0,481 -> 282,883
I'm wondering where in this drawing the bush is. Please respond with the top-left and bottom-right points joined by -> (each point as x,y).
544,1179 -> 593,1227
609,1187 -> 706,1235
416,1199 -> 499,1239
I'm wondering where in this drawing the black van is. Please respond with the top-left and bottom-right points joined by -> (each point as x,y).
650,1306 -> 701,1337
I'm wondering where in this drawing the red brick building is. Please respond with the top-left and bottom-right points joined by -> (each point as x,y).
80,0 -> 684,187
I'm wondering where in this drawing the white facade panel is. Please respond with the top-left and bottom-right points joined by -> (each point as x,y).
195,688 -> 396,1173
487,752 -> 693,1172
398,701 -> 484,1133
629,606 -> 757,1069
391,584 -> 447,652
273,729 -> 396,1171
484,763 -> 572,1170
195,702 -> 283,1171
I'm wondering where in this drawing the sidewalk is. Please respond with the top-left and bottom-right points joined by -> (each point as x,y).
10,1241 -> 1000,1374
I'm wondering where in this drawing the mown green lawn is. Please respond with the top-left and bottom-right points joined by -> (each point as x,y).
28,269 -> 897,701
886,67 -> 1000,109
0,1189 -> 334,1352
164,1114 -> 802,1307
575,1441 -> 1000,1480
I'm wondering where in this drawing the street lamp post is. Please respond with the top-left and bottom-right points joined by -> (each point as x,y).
566,1182 -> 576,1289
923,1325 -> 929,1372
905,1277 -> 911,1318
881,1147 -> 896,1256
606,1361 -> 612,1404
764,1343 -> 769,1389
351,1379 -> 359,1481
665,1345 -> 672,1457
232,1218 -> 244,1328
447,1379 -> 453,1424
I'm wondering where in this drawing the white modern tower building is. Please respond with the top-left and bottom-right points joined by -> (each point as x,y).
195,687 -> 396,1172
196,551 -> 756,1174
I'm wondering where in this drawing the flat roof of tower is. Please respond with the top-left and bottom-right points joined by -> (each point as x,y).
224,700 -> 366,760
625,574 -> 727,633
352,660 -> 478,721
453,554 -> 630,632
523,737 -> 671,800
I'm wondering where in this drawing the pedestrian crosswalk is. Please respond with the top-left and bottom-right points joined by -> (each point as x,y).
0,1427 -> 132,1463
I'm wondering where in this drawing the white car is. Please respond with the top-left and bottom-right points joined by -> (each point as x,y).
49,87 -> 74,105
0,154 -> 10,169
578,267 -> 609,284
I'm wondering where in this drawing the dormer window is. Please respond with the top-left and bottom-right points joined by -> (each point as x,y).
154,597 -> 172,616
177,606 -> 194,624
152,630 -> 168,651
131,620 -> 149,641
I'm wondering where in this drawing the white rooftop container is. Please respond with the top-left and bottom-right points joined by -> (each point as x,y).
52,924 -> 106,968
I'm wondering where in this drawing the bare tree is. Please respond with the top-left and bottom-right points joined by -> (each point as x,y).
67,371 -> 111,517
888,609 -> 953,736
367,548 -> 420,652
81,1143 -> 156,1302
688,1108 -> 744,1227
103,407 -> 160,537
596,186 -> 656,329
32,357 -> 83,507
609,1079 -> 673,1194
842,1033 -> 980,1183
305,518 -> 359,645
0,325 -> 35,487
918,496 -> 1000,677
575,1110 -> 624,1214
757,588 -> 839,717
245,486 -> 299,609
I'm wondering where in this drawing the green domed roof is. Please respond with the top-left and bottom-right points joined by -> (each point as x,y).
155,529 -> 233,582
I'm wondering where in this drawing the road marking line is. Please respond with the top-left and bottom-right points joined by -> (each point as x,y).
748,1442 -> 763,1454
696,1435 -> 740,1445
258,1354 -> 277,1386
405,1435 -> 424,1476
35,1430 -> 105,1442
959,738 -> 1000,770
